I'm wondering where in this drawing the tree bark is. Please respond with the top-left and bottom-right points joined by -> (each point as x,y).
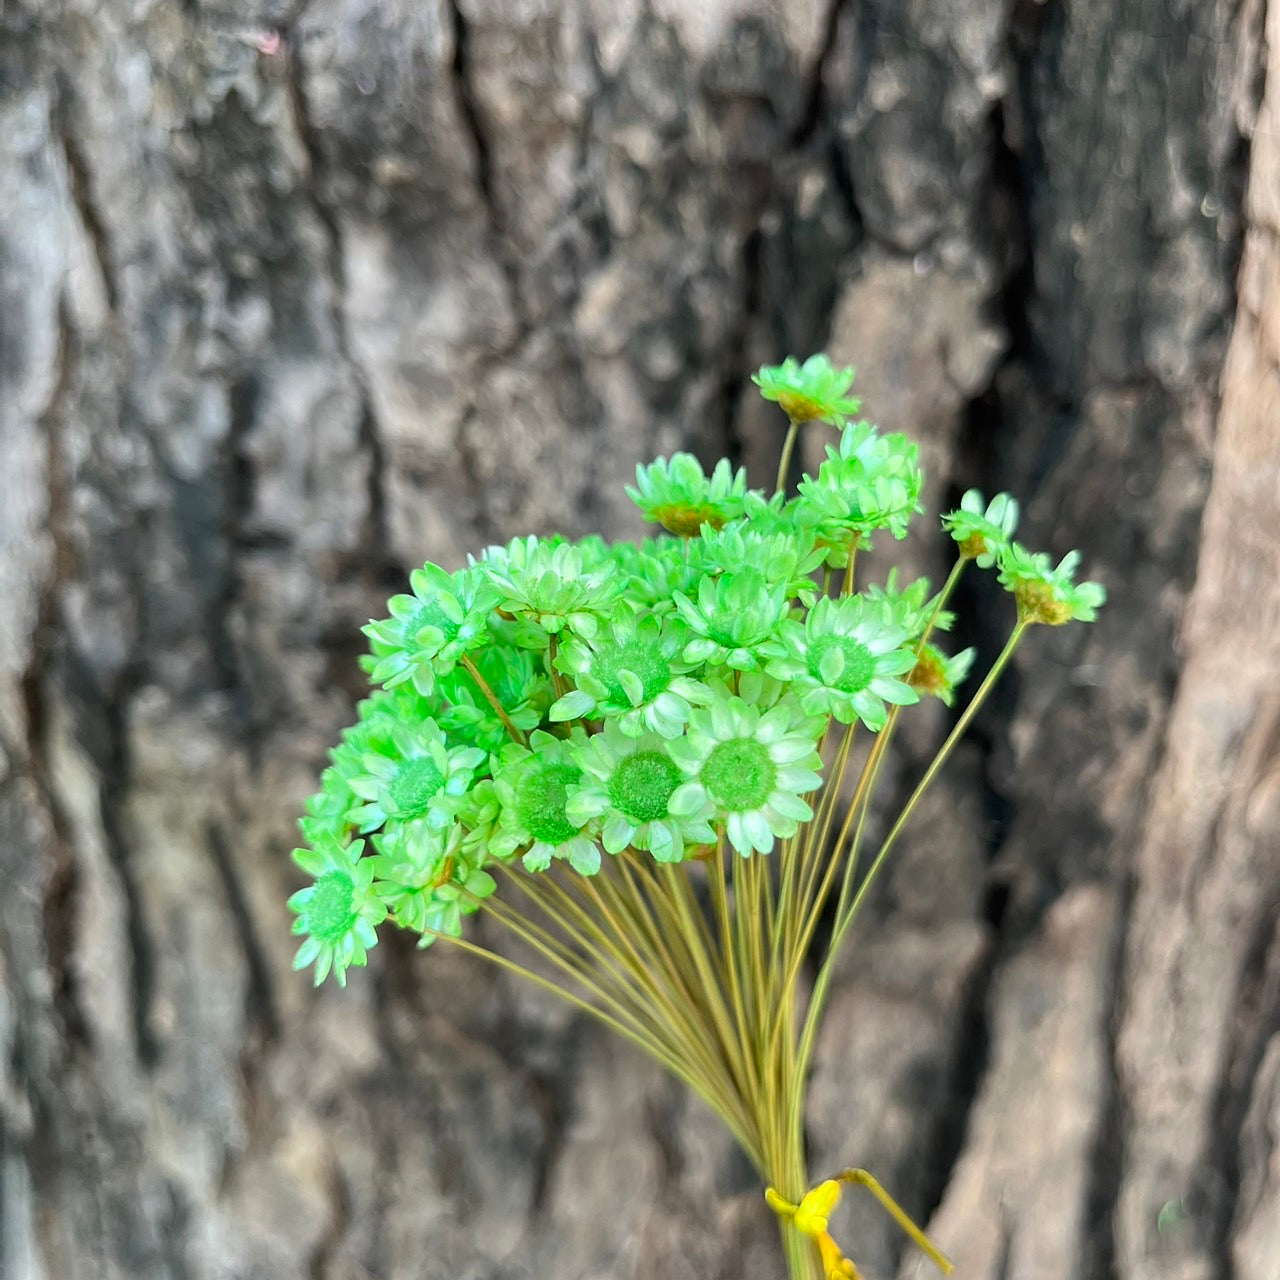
1,2 -> 1274,1278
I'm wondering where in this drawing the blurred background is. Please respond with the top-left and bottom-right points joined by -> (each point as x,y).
3,1 -> 1278,1277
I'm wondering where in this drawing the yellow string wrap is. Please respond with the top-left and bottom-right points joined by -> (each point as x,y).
765,1169 -> 954,1279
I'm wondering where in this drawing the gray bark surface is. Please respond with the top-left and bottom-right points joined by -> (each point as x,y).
1,1 -> 1276,1277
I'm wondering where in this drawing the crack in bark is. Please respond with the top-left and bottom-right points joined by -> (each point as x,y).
446,0 -> 532,337
204,821 -> 280,1048
53,80 -> 119,314
97,677 -> 160,1069
22,298 -> 90,1051
284,35 -> 394,570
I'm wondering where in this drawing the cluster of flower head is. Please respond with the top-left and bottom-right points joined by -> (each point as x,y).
288,355 -> 1105,984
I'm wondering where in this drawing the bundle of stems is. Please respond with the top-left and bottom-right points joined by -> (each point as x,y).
447,558 -> 1019,1279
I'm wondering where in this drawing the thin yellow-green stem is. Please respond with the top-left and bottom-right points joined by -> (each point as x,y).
791,623 -> 1029,1110
775,418 -> 803,495
459,654 -> 528,746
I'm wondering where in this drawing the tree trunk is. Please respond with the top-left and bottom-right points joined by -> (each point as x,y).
2,2 -> 1276,1277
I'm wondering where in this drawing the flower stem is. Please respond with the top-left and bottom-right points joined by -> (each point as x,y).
459,654 -> 528,746
775,418 -> 803,495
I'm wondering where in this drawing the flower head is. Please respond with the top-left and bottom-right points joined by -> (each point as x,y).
697,516 -> 826,606
346,717 -> 485,832
627,454 -> 750,536
674,569 -> 789,671
362,563 -> 496,697
907,643 -> 975,707
753,355 -> 861,425
862,570 -> 953,641
941,490 -> 1019,568
369,819 -> 496,940
289,838 -> 387,986
435,643 -> 550,752
669,683 -> 824,856
490,730 -> 603,875
997,542 -> 1106,625
797,423 -> 923,559
478,535 -> 622,643
567,723 -> 716,863
551,611 -> 707,737
764,595 -> 919,729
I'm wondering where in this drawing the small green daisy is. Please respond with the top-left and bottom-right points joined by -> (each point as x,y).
490,730 -> 603,875
752,355 -> 862,426
997,542 -> 1106,625
796,423 -> 924,560
861,571 -> 954,641
346,718 -> 486,832
674,569 -> 789,671
435,643 -> 550,753
941,490 -> 1019,568
567,723 -> 716,863
668,686 -> 824,856
551,612 -> 707,737
627,454 -> 751,536
362,563 -> 496,697
697,518 -> 826,606
479,536 -> 622,643
369,820 -> 496,937
763,596 -> 919,730
289,838 -> 387,987
906,643 -> 976,707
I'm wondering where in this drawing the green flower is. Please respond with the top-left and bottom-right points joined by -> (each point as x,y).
289,838 -> 387,986
627,454 -> 750,536
362,563 -> 496,697
479,536 -> 622,643
435,643 -> 550,753
796,423 -> 924,560
697,517 -> 826,606
551,612 -> 706,737
752,354 -> 861,425
668,686 -> 824,856
941,490 -> 1019,568
861,571 -> 953,642
567,723 -> 716,863
674,569 -> 789,671
490,730 -> 603,875
347,718 -> 486,832
763,596 -> 919,729
997,543 -> 1106,626
368,820 -> 496,940
906,643 -> 975,707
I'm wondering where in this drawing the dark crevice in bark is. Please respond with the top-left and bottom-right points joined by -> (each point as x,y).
53,81 -> 119,314
787,0 -> 846,148
1203,910 -> 1280,1280
99,680 -> 159,1069
308,1158 -> 353,1280
284,37 -> 394,571
714,220 -> 768,471
204,822 -> 280,1047
446,0 -> 531,336
1082,874 -> 1134,1280
23,299 -> 90,1050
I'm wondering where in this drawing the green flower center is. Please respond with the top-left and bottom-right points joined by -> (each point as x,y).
309,871 -> 357,943
407,600 -> 460,648
808,635 -> 876,693
389,756 -> 445,817
703,739 -> 776,811
516,763 -> 580,845
592,640 -> 670,706
609,751 -> 681,824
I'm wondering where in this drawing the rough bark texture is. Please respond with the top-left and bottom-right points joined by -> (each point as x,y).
1,2 -> 1275,1278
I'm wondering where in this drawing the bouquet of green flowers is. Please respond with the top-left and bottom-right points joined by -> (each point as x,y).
286,354 -> 1103,1279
